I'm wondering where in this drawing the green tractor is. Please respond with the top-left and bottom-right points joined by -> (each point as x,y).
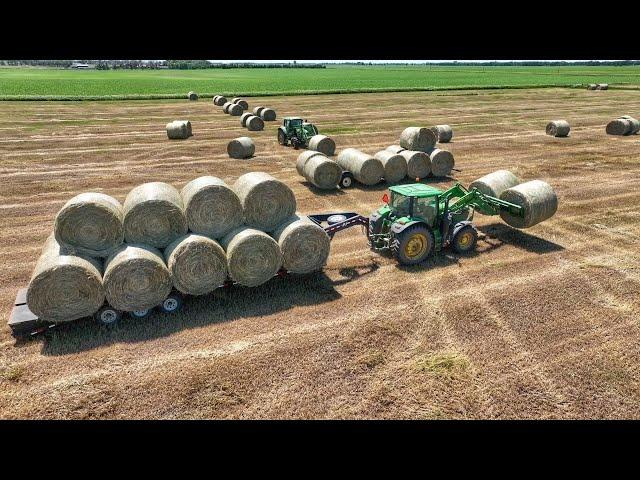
278,117 -> 319,149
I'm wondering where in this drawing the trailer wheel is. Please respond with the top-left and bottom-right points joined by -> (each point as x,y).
339,173 -> 353,189
94,306 -> 122,326
159,293 -> 183,314
327,214 -> 348,226
452,225 -> 478,254
130,309 -> 151,319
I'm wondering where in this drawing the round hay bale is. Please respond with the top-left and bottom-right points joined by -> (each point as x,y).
246,115 -> 265,131
166,120 -> 191,139
253,106 -> 265,116
400,150 -> 431,179
227,136 -> 255,159
597,83 -> 609,90
220,227 -> 282,287
499,180 -> 558,229
429,148 -> 455,177
432,124 -> 453,143
222,102 -> 233,113
240,112 -> 254,127
297,151 -> 341,190
261,108 -> 276,121
231,97 -> 242,104
213,95 -> 220,103
469,170 -> 521,198
54,192 -> 124,258
336,148 -> 384,186
620,116 -> 640,134
27,235 -> 104,322
214,95 -> 227,106
272,214 -> 331,274
235,100 -> 249,110
308,135 -> 336,156
164,234 -> 228,296
399,127 -> 437,152
545,120 -> 571,137
606,118 -> 633,136
188,91 -> 198,101
103,244 -> 172,312
374,150 -> 407,184
232,172 -> 297,231
181,176 -> 243,238
123,182 -> 187,248
386,145 -> 406,154
587,84 -> 597,90
228,103 -> 243,116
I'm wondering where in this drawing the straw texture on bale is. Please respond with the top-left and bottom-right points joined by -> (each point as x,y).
429,148 -> 455,177
214,95 -> 227,106
597,84 -> 609,90
228,103 -> 243,116
123,182 -> 187,248
234,100 -> 249,110
181,176 -> 243,238
253,106 -> 265,116
246,115 -> 265,131
431,124 -> 453,143
308,135 -> 336,156
606,118 -> 633,136
399,127 -> 437,152
220,227 -> 282,287
232,172 -> 297,231
27,235 -> 105,322
166,121 -> 192,139
620,115 -> 640,134
164,234 -> 228,296
222,102 -> 233,113
54,192 -> 124,258
227,136 -> 255,159
546,120 -> 571,137
188,91 -> 198,101
374,150 -> 407,184
261,108 -> 276,121
386,145 -> 406,154
499,180 -> 558,229
103,244 -> 172,311
469,170 -> 521,198
296,151 -> 341,190
272,214 -> 331,274
337,148 -> 384,186
240,112 -> 254,127
400,150 -> 431,179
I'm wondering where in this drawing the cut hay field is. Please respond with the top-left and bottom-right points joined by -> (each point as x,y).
1,88 -> 640,419
2,65 -> 640,100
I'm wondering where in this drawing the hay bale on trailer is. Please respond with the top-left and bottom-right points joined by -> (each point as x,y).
233,172 -> 297,231
123,182 -> 187,249
164,234 -> 228,296
399,127 -> 437,152
296,151 -> 342,190
431,125 -> 453,143
499,180 -> 558,229
400,150 -> 431,179
308,135 -> 336,156
214,95 -> 227,106
546,120 -> 571,137
26,235 -> 105,323
386,145 -> 406,154
188,91 -> 198,101
227,136 -> 255,159
253,106 -> 266,117
337,148 -> 384,186
240,112 -> 254,127
272,214 -> 331,274
374,150 -> 407,184
103,244 -> 172,312
429,148 -> 455,177
181,176 -> 243,238
469,170 -> 521,198
261,108 -> 277,121
246,115 -> 265,131
166,120 -> 192,139
220,227 -> 283,287
606,118 -> 634,136
54,192 -> 124,258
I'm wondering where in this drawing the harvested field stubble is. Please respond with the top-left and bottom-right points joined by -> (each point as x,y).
3,88 -> 640,420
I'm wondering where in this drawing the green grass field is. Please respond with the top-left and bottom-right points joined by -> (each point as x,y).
2,65 -> 640,100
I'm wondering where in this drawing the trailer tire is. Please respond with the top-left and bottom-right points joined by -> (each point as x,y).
159,293 -> 183,314
94,306 -> 122,326
339,172 -> 353,189
452,225 -> 478,254
130,309 -> 151,319
391,224 -> 434,265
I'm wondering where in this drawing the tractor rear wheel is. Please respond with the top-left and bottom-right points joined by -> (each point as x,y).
391,224 -> 435,266
452,225 -> 478,254
278,130 -> 287,146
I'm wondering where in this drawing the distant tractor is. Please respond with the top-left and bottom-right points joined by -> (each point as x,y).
278,117 -> 319,149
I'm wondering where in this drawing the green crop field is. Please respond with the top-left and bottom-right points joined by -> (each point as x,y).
1,65 -> 640,100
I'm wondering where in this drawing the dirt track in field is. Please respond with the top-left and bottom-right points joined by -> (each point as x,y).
1,88 -> 639,419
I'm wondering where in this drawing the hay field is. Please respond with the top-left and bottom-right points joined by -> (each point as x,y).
1,88 -> 639,419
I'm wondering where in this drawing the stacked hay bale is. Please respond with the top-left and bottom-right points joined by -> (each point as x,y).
337,148 -> 384,186
374,150 -> 407,184
469,170 -> 520,197
308,135 -> 336,156
188,91 -> 198,101
227,137 -> 255,159
546,120 -> 571,137
430,125 -> 453,143
296,151 -> 342,189
166,120 -> 193,139
272,214 -> 330,274
606,115 -> 640,136
396,126 -> 455,178
427,148 -> 455,177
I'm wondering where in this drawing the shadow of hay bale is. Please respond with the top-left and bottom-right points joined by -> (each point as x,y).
477,223 -> 564,254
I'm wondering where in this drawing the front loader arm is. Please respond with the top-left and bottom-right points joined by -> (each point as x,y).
444,183 -> 524,218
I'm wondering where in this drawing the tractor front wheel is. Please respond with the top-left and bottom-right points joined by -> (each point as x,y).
391,225 -> 435,266
452,225 -> 478,254
278,130 -> 287,146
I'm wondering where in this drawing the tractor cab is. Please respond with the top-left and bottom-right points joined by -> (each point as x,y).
387,184 -> 442,227
284,117 -> 304,130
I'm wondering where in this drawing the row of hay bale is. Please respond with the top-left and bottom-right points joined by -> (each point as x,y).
606,115 -> 640,136
240,112 -> 264,131
214,96 -> 250,116
587,84 -> 609,90
251,106 -> 277,122
27,173 -> 331,323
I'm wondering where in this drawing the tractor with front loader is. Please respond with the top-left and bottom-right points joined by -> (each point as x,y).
277,117 -> 319,149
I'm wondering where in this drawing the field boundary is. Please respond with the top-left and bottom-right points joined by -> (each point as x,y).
2,83 -> 634,102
